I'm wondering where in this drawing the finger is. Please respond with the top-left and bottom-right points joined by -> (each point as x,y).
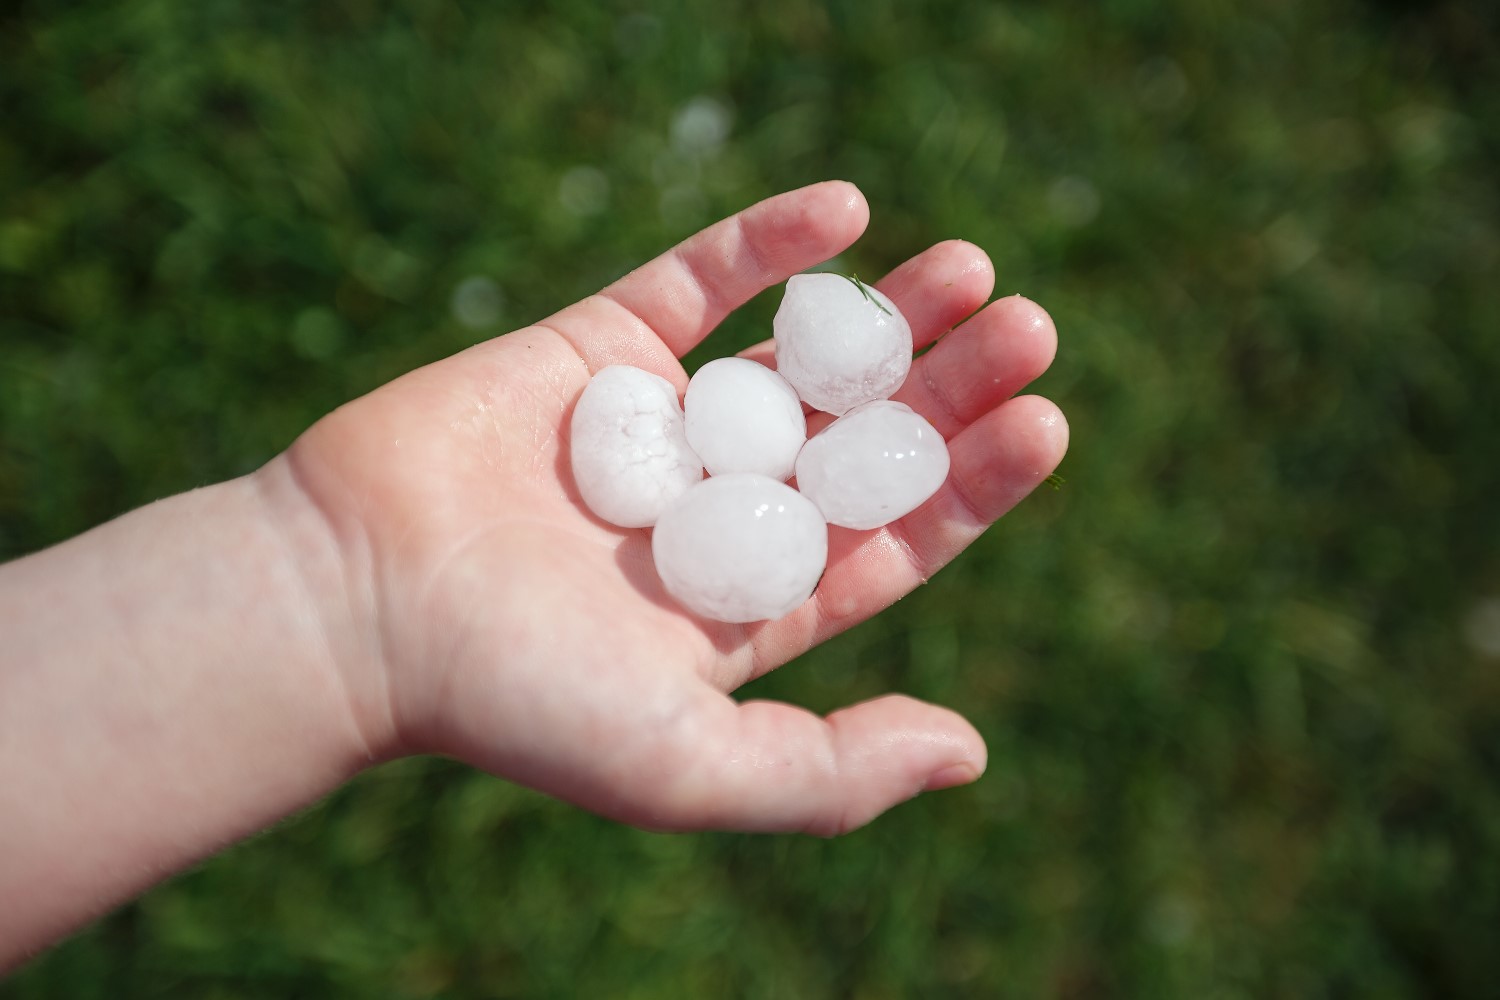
873,239 -> 995,351
887,394 -> 1069,581
640,693 -> 986,836
736,239 -> 996,371
539,182 -> 870,380
889,294 -> 1058,438
725,395 -> 1068,682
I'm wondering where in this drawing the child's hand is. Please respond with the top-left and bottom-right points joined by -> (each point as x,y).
270,181 -> 1068,835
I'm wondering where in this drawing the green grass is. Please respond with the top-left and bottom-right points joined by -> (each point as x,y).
4,0 -> 1500,996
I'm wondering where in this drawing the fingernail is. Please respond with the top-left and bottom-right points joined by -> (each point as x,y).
925,763 -> 981,791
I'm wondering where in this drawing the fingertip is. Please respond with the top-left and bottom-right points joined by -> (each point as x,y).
925,761 -> 983,791
1014,394 -> 1070,468
807,179 -> 870,248
944,238 -> 997,294
932,701 -> 988,781
1000,294 -> 1059,374
819,178 -> 869,219
930,240 -> 998,318
826,693 -> 987,784
1003,292 -> 1054,327
918,721 -> 987,796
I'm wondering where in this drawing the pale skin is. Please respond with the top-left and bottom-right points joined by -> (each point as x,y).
0,181 -> 1068,969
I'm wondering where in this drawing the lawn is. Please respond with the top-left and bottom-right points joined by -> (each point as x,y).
3,1 -> 1499,996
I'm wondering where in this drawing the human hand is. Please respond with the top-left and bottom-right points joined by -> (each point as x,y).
263,181 -> 1068,835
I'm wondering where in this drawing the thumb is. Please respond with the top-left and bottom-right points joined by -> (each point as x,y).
634,692 -> 987,836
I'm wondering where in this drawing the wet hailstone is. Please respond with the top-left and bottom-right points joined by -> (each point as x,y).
569,365 -> 703,528
773,273 -> 912,416
567,270 -> 947,624
795,400 -> 950,530
652,473 -> 827,624
684,357 -> 806,481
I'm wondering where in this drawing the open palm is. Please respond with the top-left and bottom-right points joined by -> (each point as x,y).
276,182 -> 1067,836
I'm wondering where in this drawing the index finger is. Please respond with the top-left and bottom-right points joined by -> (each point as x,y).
551,182 -> 870,368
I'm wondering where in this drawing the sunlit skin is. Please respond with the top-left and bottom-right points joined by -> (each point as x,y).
0,182 -> 1067,967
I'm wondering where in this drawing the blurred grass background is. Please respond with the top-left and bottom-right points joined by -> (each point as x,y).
4,0 -> 1499,996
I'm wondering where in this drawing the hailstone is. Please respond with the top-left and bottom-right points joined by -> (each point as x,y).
773,273 -> 913,415
684,357 -> 806,481
569,365 -> 703,528
652,473 -> 827,623
794,400 -> 950,530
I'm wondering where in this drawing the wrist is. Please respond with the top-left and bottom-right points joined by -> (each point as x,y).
249,452 -> 404,765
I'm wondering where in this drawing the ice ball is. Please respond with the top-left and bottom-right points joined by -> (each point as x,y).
773,273 -> 913,416
794,400 -> 950,530
652,473 -> 827,623
684,357 -> 806,481
570,365 -> 703,528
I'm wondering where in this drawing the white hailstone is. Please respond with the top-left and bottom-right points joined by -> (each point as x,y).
684,357 -> 806,481
652,473 -> 827,623
795,400 -> 950,530
570,365 -> 703,528
773,272 -> 913,416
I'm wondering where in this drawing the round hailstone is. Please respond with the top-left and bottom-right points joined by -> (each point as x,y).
684,357 -> 806,481
652,473 -> 827,623
773,272 -> 913,416
795,400 -> 950,530
570,365 -> 703,528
